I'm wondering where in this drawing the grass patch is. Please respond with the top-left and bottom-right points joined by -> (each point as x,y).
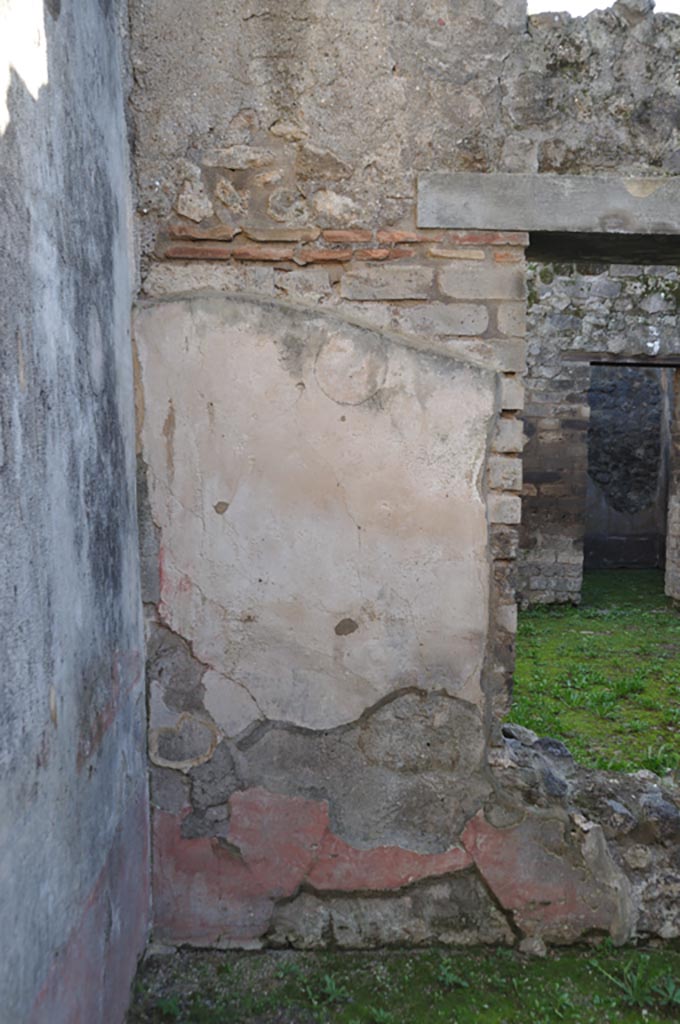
512,569 -> 680,773
128,945 -> 680,1023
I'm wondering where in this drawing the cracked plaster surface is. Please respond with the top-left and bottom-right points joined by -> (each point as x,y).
135,293 -> 497,733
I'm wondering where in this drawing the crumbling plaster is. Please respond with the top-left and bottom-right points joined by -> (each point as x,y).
137,294 -> 497,736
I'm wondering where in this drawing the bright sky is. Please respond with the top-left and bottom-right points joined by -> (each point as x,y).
527,0 -> 680,13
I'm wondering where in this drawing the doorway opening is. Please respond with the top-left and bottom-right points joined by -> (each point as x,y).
510,257 -> 680,773
517,257 -> 680,607
584,361 -> 673,572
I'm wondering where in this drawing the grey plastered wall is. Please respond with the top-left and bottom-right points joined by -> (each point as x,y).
0,2 -> 148,1021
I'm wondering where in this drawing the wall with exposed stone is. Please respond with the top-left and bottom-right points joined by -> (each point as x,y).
129,0 -> 680,269
129,0 -> 680,952
0,2 -> 148,1021
520,260 -> 680,605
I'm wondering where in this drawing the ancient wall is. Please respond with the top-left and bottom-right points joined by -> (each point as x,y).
130,0 -> 680,271
0,2 -> 148,1020
135,235 -> 527,947
520,261 -> 680,605
130,0 -> 680,951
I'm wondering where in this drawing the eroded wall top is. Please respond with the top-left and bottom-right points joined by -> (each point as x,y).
130,0 -> 680,265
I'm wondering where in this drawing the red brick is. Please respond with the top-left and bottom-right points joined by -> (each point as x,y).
231,244 -> 296,261
167,222 -> 241,241
352,247 -> 415,261
162,244 -> 230,260
377,229 -> 443,244
356,246 -> 393,260
322,229 -> 373,243
294,248 -> 353,264
242,225 -> 321,243
162,243 -> 296,261
494,250 -> 524,264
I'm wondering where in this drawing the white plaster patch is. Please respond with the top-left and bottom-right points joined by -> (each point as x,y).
136,297 -> 496,730
202,669 -> 262,737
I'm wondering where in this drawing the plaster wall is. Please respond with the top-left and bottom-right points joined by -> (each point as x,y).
0,2 -> 148,1020
134,240 -> 526,947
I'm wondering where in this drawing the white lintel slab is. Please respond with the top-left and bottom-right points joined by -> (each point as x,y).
418,172 -> 680,234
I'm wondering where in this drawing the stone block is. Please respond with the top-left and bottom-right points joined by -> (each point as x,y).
438,262 -> 525,301
496,603 -> 518,634
274,267 -> 333,300
488,455 -> 522,491
142,262 -> 276,297
488,494 -> 522,525
419,171 -> 680,235
340,265 -> 434,301
441,338 -> 527,373
500,375 -> 524,410
492,417 -> 525,454
392,301 -> 489,338
490,526 -> 519,560
268,876 -> 515,950
497,302 -> 527,337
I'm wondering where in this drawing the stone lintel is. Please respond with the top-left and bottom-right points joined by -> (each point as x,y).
418,172 -> 680,235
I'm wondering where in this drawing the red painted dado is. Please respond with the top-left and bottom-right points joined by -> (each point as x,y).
153,789 -> 329,945
308,833 -> 472,891
154,791 -> 626,946
153,787 -> 474,945
462,812 -> 618,941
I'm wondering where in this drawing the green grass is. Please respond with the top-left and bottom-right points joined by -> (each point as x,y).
128,945 -> 680,1023
511,569 -> 680,773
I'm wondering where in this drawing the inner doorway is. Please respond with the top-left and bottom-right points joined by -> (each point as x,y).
584,362 -> 673,572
